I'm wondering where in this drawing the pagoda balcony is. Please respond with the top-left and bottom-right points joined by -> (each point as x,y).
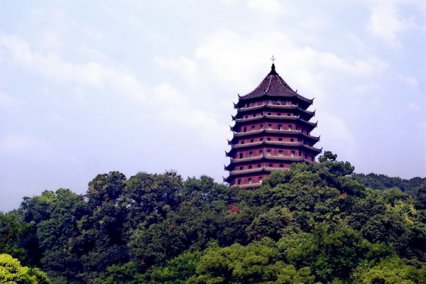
227,166 -> 289,177
228,154 -> 308,164
230,140 -> 302,150
227,167 -> 268,176
225,155 -> 310,170
237,104 -> 315,117
232,129 -> 319,142
233,115 -> 317,129
234,114 -> 299,123
227,141 -> 321,156
233,182 -> 263,189
265,141 -> 322,153
230,141 -> 264,149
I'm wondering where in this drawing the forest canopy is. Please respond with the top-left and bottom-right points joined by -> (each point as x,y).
1,151 -> 425,283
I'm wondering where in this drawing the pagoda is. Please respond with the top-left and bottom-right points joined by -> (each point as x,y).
224,63 -> 321,188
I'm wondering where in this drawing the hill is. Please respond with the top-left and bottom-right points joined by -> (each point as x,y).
1,151 -> 425,283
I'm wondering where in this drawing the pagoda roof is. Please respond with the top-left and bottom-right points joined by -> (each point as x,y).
239,64 -> 312,104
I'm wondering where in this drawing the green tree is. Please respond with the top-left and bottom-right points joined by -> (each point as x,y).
354,256 -> 426,284
0,253 -> 49,284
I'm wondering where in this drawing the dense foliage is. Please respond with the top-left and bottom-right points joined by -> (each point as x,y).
1,151 -> 425,283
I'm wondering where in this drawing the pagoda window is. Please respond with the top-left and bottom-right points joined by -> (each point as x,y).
288,125 -> 293,130
279,164 -> 284,168
296,126 -> 299,130
258,164 -> 261,168
267,149 -> 271,154
237,179 -> 241,184
290,138 -> 294,142
245,115 -> 248,118
239,153 -> 243,158
279,138 -> 283,141
243,127 -> 247,132
248,177 -> 252,184
253,114 -> 256,117
260,124 -> 263,128
260,138 -> 263,141
278,113 -> 281,116
249,151 -> 253,156
267,137 -> 271,141
248,165 -> 252,169
250,139 -> 254,142
251,125 -> 255,129
268,112 -> 271,115
268,123 -> 272,128
269,163 -> 273,167
240,166 -> 243,170
279,150 -> 283,155
291,151 -> 295,157
241,140 -> 245,144
278,124 -> 282,130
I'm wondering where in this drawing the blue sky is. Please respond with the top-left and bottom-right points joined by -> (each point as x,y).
0,0 -> 425,211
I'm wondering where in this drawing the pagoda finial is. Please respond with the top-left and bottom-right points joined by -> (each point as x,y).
269,55 -> 278,75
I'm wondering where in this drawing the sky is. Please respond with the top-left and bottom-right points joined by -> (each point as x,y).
0,0 -> 425,212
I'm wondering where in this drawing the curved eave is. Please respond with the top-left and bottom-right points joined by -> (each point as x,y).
236,104 -> 315,119
227,141 -> 321,155
225,166 -> 291,180
229,129 -> 320,143
237,94 -> 312,108
233,114 -> 317,126
225,155 -> 312,170
231,182 -> 263,189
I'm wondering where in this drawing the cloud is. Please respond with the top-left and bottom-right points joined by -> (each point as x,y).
408,102 -> 421,110
367,0 -> 418,47
153,83 -> 227,148
160,30 -> 387,101
0,92 -> 19,108
398,75 -> 419,87
0,33 -> 145,97
246,0 -> 285,16
0,134 -> 55,159
156,56 -> 200,87
316,112 -> 357,161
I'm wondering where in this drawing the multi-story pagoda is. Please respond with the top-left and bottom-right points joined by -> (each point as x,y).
224,63 -> 321,188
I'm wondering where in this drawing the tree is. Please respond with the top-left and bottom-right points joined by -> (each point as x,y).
0,253 -> 49,284
246,207 -> 294,241
354,256 -> 426,284
188,239 -> 314,284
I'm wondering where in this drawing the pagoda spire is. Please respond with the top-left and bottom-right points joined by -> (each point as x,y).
269,55 -> 278,75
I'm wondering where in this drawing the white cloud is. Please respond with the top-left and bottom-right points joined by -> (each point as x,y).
162,30 -> 388,101
398,75 -> 419,87
317,112 -> 357,160
367,0 -> 417,47
153,83 -> 226,148
0,34 -> 145,98
247,0 -> 285,16
0,134 -> 54,158
0,92 -> 19,108
351,83 -> 383,94
156,56 -> 200,87
408,102 -> 421,110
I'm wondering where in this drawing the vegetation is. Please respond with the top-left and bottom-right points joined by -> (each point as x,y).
0,151 -> 425,283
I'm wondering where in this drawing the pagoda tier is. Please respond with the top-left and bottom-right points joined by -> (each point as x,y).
224,63 -> 321,188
